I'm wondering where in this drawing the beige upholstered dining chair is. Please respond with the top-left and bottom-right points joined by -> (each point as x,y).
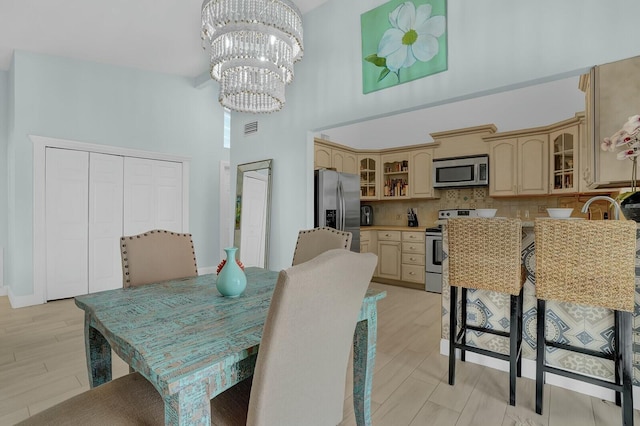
291,226 -> 352,265
18,249 -> 377,426
120,229 -> 198,287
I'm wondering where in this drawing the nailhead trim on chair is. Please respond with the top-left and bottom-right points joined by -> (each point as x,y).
120,229 -> 197,286
291,227 -> 353,266
293,227 -> 351,252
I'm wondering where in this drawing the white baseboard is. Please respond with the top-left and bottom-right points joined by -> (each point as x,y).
8,286 -> 45,309
6,268 -> 219,309
199,266 -> 217,275
440,339 -> 640,407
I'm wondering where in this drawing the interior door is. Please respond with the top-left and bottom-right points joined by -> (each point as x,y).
88,153 -> 124,293
45,148 -> 89,300
124,157 -> 183,235
239,171 -> 268,267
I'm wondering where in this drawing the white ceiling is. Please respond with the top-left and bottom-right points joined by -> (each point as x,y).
0,0 -> 329,77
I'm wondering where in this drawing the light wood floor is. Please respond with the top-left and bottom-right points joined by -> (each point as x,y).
1,283 -> 638,425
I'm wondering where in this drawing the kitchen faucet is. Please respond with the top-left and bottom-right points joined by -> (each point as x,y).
580,195 -> 622,220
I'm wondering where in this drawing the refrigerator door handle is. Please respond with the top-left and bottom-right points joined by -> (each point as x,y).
341,181 -> 346,230
337,180 -> 345,231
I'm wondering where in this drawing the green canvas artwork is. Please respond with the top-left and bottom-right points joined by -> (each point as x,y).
361,0 -> 447,94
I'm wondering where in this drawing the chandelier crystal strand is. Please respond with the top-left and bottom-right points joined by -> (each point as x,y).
201,0 -> 303,113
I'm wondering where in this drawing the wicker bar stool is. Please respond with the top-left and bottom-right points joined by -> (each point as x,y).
535,219 -> 636,425
447,218 -> 525,406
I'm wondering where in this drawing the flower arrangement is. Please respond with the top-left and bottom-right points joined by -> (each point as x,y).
601,114 -> 640,191
216,258 -> 244,275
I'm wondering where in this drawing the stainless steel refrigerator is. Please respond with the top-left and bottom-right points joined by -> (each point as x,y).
314,170 -> 360,252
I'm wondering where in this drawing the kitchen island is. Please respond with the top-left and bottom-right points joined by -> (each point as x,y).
441,222 -> 640,396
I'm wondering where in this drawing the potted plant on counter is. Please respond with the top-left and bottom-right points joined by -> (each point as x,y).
601,114 -> 640,221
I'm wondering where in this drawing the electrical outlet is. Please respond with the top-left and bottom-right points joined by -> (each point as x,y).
396,214 -> 402,220
538,205 -> 547,213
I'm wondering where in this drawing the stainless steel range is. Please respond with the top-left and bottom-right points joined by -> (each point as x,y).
425,209 -> 477,293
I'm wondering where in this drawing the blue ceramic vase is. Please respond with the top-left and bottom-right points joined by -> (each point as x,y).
216,247 -> 247,297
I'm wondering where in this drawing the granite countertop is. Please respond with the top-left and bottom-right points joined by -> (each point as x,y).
362,225 -> 427,232
436,218 -> 640,227
437,219 -> 547,227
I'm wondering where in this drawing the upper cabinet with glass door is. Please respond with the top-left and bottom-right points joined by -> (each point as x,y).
359,154 -> 379,200
549,122 -> 579,194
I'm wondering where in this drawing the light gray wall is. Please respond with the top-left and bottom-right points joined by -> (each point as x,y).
7,51 -> 228,299
230,0 -> 640,270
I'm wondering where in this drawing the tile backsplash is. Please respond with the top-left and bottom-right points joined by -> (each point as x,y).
363,188 -> 616,227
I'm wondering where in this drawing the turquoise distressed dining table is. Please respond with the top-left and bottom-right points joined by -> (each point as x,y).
74,267 -> 386,426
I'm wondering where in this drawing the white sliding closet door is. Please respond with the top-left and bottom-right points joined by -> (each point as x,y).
37,137 -> 189,304
88,153 -> 124,293
45,148 -> 89,300
123,157 -> 183,235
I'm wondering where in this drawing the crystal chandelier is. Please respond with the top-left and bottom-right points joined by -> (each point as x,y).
201,0 -> 304,113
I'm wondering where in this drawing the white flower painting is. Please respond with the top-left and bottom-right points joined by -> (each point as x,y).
361,0 -> 447,93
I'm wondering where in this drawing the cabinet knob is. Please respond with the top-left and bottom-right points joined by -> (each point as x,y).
409,235 -> 415,239
410,257 -> 416,261
409,272 -> 415,275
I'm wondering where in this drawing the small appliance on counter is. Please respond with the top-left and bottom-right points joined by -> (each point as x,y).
407,208 -> 419,227
360,205 -> 373,226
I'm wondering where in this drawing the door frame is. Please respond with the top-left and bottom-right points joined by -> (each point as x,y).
32,134 -> 191,304
219,160 -> 231,260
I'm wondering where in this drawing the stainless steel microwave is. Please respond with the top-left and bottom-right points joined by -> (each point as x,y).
433,155 -> 489,188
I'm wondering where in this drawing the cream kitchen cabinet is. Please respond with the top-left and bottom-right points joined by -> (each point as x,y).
313,139 -> 357,174
487,134 -> 548,196
332,148 -> 358,174
360,229 -> 377,254
409,148 -> 435,199
581,56 -> 640,188
360,229 -> 378,275
374,229 -> 425,287
549,122 -> 578,194
381,152 -> 410,199
315,140 -> 438,200
358,154 -> 379,200
376,231 -> 401,280
401,231 -> 425,284
314,143 -> 332,169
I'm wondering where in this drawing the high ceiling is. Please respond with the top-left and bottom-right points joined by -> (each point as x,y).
0,0 -> 328,77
